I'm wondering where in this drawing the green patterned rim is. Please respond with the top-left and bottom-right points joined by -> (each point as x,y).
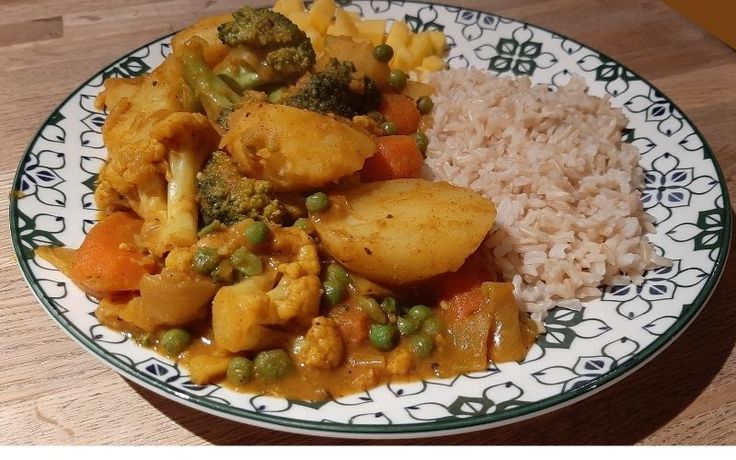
9,0 -> 732,437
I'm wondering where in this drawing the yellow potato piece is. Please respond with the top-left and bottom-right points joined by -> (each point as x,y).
386,20 -> 411,50
426,30 -> 447,55
286,1 -> 447,74
409,32 -> 434,62
309,0 -> 336,34
222,102 -> 376,191
272,0 -> 305,16
319,35 -> 390,88
187,355 -> 231,385
356,19 -> 387,46
314,179 -> 496,285
327,9 -> 361,37
286,10 -> 311,31
421,55 -> 448,71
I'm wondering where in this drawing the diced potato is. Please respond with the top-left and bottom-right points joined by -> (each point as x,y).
356,19 -> 387,46
319,35 -> 390,88
187,355 -> 231,385
426,30 -> 447,55
386,20 -> 411,53
328,9 -> 360,37
393,47 -> 416,72
289,1 -> 446,74
288,1 -> 446,73
286,10 -> 310,31
272,0 -> 305,16
345,10 -> 362,23
401,80 -> 435,99
421,55 -> 448,71
314,179 -> 496,285
409,32 -> 434,62
306,29 -> 326,55
309,0 -> 336,34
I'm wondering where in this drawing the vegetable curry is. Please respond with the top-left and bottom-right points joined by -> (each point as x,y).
37,0 -> 539,401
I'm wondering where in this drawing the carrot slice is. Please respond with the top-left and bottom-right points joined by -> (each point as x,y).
69,212 -> 156,296
330,305 -> 369,345
379,93 -> 421,135
436,253 -> 495,319
361,135 -> 423,182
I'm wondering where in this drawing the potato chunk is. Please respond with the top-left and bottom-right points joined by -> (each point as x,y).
314,179 -> 496,285
317,35 -> 390,88
221,102 -> 376,191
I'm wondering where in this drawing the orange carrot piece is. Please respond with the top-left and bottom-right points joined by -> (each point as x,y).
330,306 -> 369,345
361,135 -> 423,182
436,253 -> 496,319
379,93 -> 421,135
69,212 -> 156,296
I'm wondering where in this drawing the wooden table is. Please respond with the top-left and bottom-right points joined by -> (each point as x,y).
1,0 -> 734,445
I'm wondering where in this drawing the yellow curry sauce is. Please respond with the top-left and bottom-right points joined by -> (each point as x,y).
75,220 -> 539,402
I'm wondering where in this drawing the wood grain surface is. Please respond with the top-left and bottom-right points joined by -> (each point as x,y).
1,0 -> 734,446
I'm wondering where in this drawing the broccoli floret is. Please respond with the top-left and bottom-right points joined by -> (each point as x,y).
215,6 -> 315,89
197,150 -> 286,225
181,37 -> 241,133
282,58 -> 381,118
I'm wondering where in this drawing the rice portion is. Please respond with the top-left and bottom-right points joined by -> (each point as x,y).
423,69 -> 666,324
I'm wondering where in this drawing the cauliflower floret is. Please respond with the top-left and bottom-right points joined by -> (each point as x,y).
386,346 -> 414,376
211,226 -> 323,352
94,55 -> 220,257
296,316 -> 345,370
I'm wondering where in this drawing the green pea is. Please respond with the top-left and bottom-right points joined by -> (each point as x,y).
325,263 -> 351,286
254,349 -> 294,381
323,279 -> 346,306
197,220 -> 222,237
230,248 -> 263,276
380,120 -> 397,135
160,329 -> 191,357
293,217 -> 313,233
422,317 -> 442,336
306,192 -> 329,213
414,132 -> 429,154
408,333 -> 435,358
227,357 -> 254,386
416,95 -> 434,114
369,323 -> 398,351
357,296 -> 387,324
397,316 -> 420,336
367,110 -> 384,123
191,247 -> 221,275
388,69 -> 408,90
406,304 -> 433,321
244,221 -> 269,245
380,297 -> 397,315
211,259 -> 235,284
372,43 -> 394,62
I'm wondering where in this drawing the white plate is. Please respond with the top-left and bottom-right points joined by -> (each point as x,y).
10,0 -> 731,438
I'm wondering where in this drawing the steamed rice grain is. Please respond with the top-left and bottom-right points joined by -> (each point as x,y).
423,69 -> 667,324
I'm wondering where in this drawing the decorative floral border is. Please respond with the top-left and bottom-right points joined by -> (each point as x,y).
8,0 -> 731,437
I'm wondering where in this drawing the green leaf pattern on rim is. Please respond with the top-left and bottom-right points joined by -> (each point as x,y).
8,0 -> 731,436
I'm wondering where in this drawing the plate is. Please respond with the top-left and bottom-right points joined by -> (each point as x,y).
10,0 -> 732,438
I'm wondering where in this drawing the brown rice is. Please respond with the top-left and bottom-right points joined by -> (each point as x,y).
422,69 -> 668,324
